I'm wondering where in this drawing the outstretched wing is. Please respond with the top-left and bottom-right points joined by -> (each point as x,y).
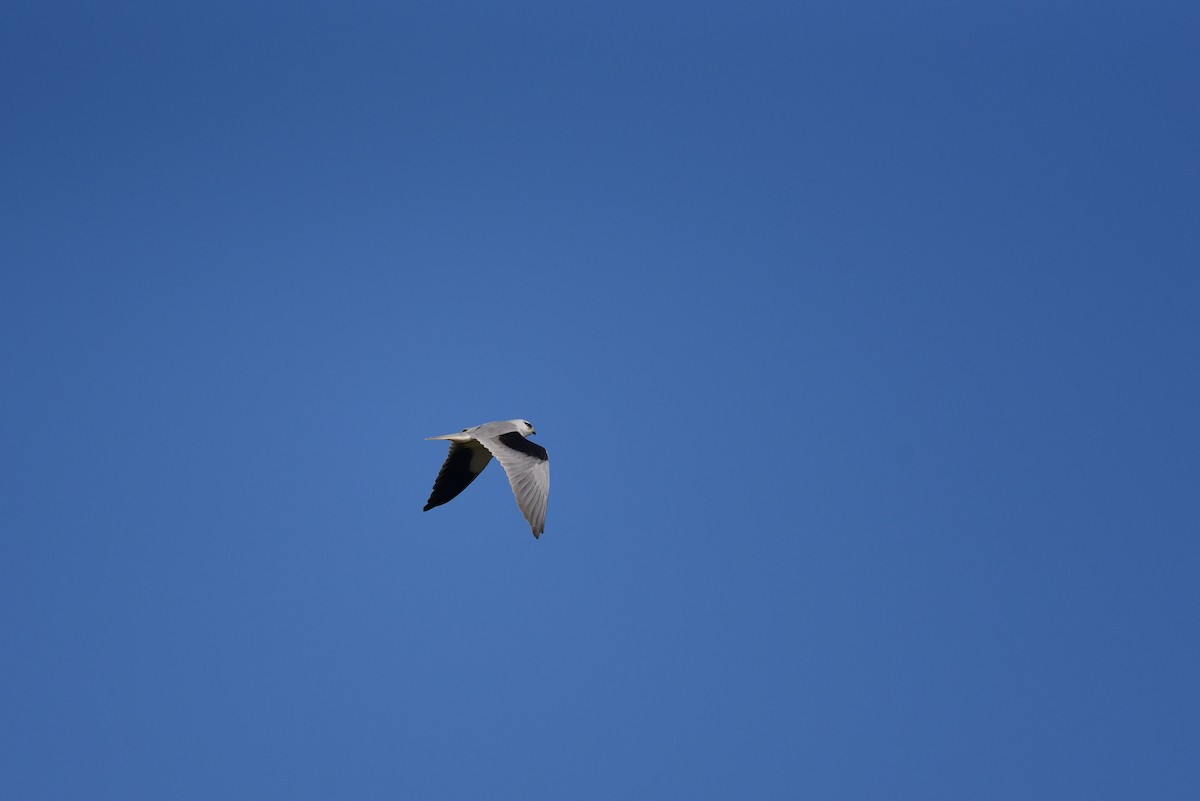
423,442 -> 493,511
478,432 -> 550,537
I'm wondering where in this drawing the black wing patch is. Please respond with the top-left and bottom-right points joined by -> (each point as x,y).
424,443 -> 492,511
497,431 -> 549,461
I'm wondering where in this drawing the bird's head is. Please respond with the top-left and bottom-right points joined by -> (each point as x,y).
513,419 -> 536,436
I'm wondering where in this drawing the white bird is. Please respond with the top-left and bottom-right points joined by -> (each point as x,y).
423,419 -> 550,538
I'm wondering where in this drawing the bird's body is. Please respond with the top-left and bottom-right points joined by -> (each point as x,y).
423,419 -> 550,537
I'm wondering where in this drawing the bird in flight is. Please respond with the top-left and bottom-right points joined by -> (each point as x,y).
423,419 -> 550,538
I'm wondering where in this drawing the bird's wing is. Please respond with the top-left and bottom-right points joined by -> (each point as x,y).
423,441 -> 493,511
478,432 -> 550,537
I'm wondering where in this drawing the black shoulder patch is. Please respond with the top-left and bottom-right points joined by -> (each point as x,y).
497,431 -> 548,461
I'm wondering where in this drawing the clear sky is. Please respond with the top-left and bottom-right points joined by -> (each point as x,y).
3,2 -> 1198,799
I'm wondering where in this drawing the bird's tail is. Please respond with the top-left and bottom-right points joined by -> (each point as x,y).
426,432 -> 470,442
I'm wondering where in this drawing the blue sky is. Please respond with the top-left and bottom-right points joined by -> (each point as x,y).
3,2 -> 1199,798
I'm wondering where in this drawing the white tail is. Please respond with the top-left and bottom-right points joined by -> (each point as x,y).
426,431 -> 471,442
